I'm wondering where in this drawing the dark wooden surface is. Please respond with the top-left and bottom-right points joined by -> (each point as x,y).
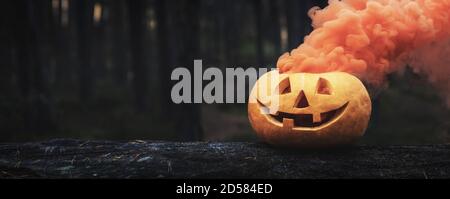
0,139 -> 449,178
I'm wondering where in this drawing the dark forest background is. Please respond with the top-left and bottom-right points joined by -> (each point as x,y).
0,0 -> 448,144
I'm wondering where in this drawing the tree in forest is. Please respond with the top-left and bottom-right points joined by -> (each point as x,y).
110,0 -> 129,85
157,0 -> 203,141
155,0 -> 171,114
9,0 -> 55,135
127,0 -> 149,112
253,0 -> 264,68
269,0 -> 282,55
74,0 -> 94,103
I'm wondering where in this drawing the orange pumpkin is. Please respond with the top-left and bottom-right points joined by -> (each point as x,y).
248,70 -> 371,148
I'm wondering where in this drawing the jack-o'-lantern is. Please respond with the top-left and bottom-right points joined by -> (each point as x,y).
248,70 -> 371,148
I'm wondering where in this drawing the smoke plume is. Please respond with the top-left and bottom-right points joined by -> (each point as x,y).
277,0 -> 450,107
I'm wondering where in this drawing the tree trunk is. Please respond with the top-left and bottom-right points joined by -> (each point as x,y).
155,0 -> 172,117
253,0 -> 264,68
11,0 -> 55,135
220,2 -> 240,67
268,0 -> 281,59
74,0 -> 95,103
0,2 -> 22,139
91,1 -> 107,81
169,0 -> 203,141
284,0 -> 308,50
52,0 -> 71,88
127,0 -> 148,112
111,0 -> 129,85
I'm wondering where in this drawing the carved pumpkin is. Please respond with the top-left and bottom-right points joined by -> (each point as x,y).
248,70 -> 371,148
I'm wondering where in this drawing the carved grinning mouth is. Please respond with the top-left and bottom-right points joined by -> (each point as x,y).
257,100 -> 348,128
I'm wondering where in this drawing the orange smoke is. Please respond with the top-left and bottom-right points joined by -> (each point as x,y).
277,0 -> 450,107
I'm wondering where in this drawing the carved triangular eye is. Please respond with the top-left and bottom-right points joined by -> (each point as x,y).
277,77 -> 291,95
295,91 -> 309,108
317,78 -> 332,95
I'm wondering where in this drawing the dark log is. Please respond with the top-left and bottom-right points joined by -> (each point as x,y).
0,139 -> 449,178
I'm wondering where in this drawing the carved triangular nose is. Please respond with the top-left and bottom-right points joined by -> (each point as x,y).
295,91 -> 309,108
